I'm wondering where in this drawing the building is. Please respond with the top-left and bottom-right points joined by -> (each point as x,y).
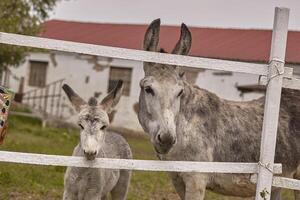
3,20 -> 300,132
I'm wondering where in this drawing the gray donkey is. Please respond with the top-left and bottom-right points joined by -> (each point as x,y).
138,19 -> 300,200
62,80 -> 132,200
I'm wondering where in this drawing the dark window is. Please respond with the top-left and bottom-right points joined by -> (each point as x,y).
108,67 -> 132,96
28,61 -> 48,87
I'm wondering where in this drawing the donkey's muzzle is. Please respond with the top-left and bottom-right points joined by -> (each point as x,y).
155,133 -> 176,154
157,133 -> 176,145
84,150 -> 97,160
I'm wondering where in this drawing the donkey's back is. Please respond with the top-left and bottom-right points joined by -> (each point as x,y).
191,86 -> 300,198
276,89 -> 300,170
205,87 -> 300,172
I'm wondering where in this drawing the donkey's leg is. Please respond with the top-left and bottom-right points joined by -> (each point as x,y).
84,192 -> 103,200
182,173 -> 208,200
294,165 -> 300,200
168,172 -> 185,200
270,188 -> 281,200
111,170 -> 131,200
101,195 -> 108,200
63,190 -> 77,200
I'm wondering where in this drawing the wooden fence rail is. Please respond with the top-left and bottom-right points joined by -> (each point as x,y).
0,32 -> 294,78
0,151 -> 282,173
0,151 -> 298,191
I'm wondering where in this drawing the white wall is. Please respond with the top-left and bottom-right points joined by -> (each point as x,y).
9,52 -> 268,132
9,52 -> 144,131
196,70 -> 263,101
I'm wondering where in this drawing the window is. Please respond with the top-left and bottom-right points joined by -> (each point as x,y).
108,67 -> 132,96
28,61 -> 48,87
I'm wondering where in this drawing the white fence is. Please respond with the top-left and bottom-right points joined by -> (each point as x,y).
0,7 -> 300,200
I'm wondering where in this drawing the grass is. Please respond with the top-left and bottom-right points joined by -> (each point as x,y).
9,103 -> 32,113
0,114 -> 295,199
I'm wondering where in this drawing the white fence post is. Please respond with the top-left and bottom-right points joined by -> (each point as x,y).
255,7 -> 289,200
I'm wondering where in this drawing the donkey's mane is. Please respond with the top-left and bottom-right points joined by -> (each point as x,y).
88,97 -> 98,106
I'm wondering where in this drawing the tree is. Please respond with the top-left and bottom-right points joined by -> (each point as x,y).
0,0 -> 60,69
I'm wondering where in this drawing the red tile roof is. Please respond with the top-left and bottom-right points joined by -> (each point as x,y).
41,20 -> 300,64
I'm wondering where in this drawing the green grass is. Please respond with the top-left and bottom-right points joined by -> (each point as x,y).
10,104 -> 32,113
0,114 -> 295,199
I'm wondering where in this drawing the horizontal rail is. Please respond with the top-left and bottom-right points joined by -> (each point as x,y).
251,175 -> 300,191
1,150 -> 298,191
23,94 -> 61,100
280,77 -> 300,90
272,176 -> 300,190
23,78 -> 65,95
260,76 -> 300,90
0,151 -> 282,174
0,32 -> 293,77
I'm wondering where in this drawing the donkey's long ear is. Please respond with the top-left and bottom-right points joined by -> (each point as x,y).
143,19 -> 161,75
62,84 -> 86,112
100,80 -> 123,113
171,23 -> 192,78
143,18 -> 160,52
172,23 -> 192,55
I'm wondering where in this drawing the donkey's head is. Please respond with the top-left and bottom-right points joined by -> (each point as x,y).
138,19 -> 192,154
63,81 -> 123,160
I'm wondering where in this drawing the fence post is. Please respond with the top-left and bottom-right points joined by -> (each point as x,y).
56,80 -> 63,117
255,7 -> 289,200
50,83 -> 56,115
43,86 -> 49,113
33,89 -> 37,108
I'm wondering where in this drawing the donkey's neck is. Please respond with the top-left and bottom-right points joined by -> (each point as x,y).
180,81 -> 222,123
165,82 -> 226,161
164,82 -> 224,161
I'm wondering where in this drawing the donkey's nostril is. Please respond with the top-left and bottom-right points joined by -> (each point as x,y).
172,138 -> 176,145
84,150 -> 97,156
157,134 -> 162,143
157,133 -> 175,146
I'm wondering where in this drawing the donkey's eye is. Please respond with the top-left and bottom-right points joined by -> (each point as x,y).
93,118 -> 100,122
100,125 -> 107,130
177,89 -> 183,97
78,124 -> 84,130
145,86 -> 154,96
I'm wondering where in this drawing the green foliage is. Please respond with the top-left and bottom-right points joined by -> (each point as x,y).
0,0 -> 59,68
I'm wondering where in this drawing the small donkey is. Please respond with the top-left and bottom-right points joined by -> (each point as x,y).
62,80 -> 132,200
138,19 -> 300,200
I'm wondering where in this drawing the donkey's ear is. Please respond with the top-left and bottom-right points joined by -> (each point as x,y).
62,84 -> 86,112
171,23 -> 192,55
143,18 -> 160,52
100,80 -> 123,113
143,19 -> 160,75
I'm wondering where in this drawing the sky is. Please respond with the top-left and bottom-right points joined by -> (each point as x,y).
50,0 -> 300,30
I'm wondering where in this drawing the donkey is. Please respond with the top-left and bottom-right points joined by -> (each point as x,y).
62,80 -> 132,200
138,19 -> 300,200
